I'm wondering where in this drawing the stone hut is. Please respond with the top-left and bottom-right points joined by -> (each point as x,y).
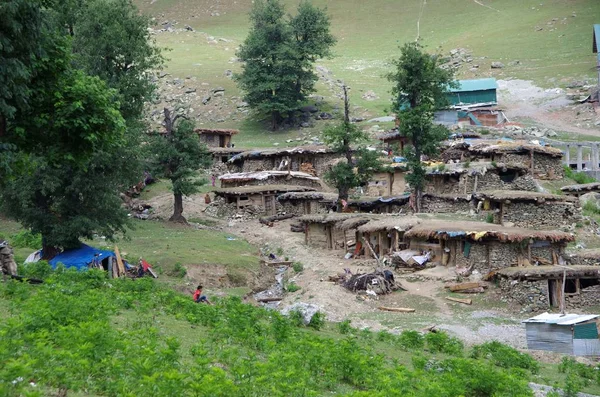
298,213 -> 368,250
219,171 -> 322,189
228,146 -> 341,177
366,164 -> 407,197
473,190 -> 581,229
496,266 -> 600,312
420,193 -> 473,214
467,140 -> 564,180
424,161 -> 537,195
378,129 -> 411,153
561,182 -> 600,197
209,147 -> 245,165
214,185 -> 316,216
277,191 -> 337,216
354,217 -> 421,258
195,128 -> 239,148
404,221 -> 574,274
567,249 -> 600,266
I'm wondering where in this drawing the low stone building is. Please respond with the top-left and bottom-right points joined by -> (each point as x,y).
420,193 -> 472,213
214,185 -> 316,216
378,129 -> 411,153
561,182 -> 600,197
277,191 -> 337,216
219,171 -> 322,189
496,266 -> 600,312
228,146 -> 341,177
298,213 -> 369,250
209,147 -> 245,165
473,190 -> 581,229
196,128 -> 239,148
366,164 -> 407,197
404,221 -> 574,274
346,195 -> 411,214
567,249 -> 600,266
424,161 -> 537,195
467,140 -> 564,180
354,217 -> 420,258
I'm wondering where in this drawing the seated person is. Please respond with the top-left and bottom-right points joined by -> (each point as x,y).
193,285 -> 211,304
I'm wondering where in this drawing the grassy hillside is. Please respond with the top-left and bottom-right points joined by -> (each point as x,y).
137,0 -> 599,137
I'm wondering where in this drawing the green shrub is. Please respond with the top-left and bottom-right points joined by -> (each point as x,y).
480,129 -> 490,135
276,247 -> 284,256
167,262 -> 187,278
436,163 -> 446,172
10,230 -> 42,249
485,213 -> 494,223
20,260 -> 53,279
289,309 -> 305,327
491,161 -> 497,168
471,341 -> 539,374
424,331 -> 464,356
308,311 -> 325,330
285,282 -> 300,292
583,200 -> 600,216
292,261 -> 304,273
397,330 -> 424,350
564,165 -> 596,184
558,357 -> 596,384
338,319 -> 352,334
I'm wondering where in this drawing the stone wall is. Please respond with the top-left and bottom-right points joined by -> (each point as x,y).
279,200 -> 330,216
238,153 -> 340,177
0,244 -> 17,276
501,153 -> 564,180
307,223 -> 328,249
565,285 -> 600,308
199,134 -> 219,148
499,278 -> 549,313
497,202 -> 580,229
421,196 -> 472,213
424,170 -> 537,195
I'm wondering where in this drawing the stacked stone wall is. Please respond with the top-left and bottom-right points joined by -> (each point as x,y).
421,196 -> 472,213
238,153 -> 341,177
501,153 -> 564,180
499,279 -> 549,313
424,170 -> 537,195
500,202 -> 580,229
221,176 -> 320,189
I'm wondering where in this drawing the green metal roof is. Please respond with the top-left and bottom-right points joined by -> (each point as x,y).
594,24 -> 600,53
449,78 -> 497,93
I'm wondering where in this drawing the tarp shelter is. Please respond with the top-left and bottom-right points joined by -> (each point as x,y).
49,244 -> 116,271
523,313 -> 600,356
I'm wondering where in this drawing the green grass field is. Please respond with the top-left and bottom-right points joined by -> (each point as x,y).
137,0 -> 600,147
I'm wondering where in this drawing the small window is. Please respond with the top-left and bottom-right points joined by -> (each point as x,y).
498,169 -> 518,183
580,278 -> 600,290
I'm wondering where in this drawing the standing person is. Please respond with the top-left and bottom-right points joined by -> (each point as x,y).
193,285 -> 211,304
211,174 -> 216,187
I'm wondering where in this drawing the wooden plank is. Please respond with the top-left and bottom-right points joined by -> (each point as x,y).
446,297 -> 472,305
447,282 -> 482,292
147,267 -> 158,278
114,245 -> 125,276
256,297 -> 283,303
378,306 -> 415,313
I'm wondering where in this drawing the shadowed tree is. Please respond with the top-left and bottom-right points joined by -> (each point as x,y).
146,108 -> 211,223
387,42 -> 456,212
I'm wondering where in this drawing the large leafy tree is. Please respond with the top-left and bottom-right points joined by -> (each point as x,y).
323,87 -> 381,209
235,0 -> 334,130
387,42 -> 456,212
145,109 -> 211,223
0,0 -> 161,257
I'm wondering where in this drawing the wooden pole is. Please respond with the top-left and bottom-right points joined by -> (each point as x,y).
446,297 -> 472,305
378,306 -> 415,313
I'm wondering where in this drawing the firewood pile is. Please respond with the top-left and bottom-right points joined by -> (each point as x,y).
299,162 -> 317,176
342,271 -> 399,295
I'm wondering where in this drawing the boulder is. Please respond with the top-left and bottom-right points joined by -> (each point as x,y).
300,105 -> 319,113
579,192 -> 600,209
281,302 -> 321,325
491,62 -> 504,69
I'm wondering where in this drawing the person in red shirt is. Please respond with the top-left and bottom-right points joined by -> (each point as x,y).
193,285 -> 211,304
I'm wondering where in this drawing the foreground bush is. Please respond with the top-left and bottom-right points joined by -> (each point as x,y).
0,269 -> 535,396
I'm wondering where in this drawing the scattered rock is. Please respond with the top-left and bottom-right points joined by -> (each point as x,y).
185,88 -> 196,94
184,25 -> 194,32
202,95 -> 211,105
281,302 -> 321,325
491,62 -> 504,69
212,87 -> 225,94
316,112 -> 333,120
300,105 -> 319,113
236,102 -> 249,109
361,90 -> 379,101
368,116 -> 395,123
224,69 -> 233,78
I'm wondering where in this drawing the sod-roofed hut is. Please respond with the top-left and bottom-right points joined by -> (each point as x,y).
355,217 -> 420,258
367,164 -> 407,197
195,128 -> 239,148
467,140 -> 564,179
227,146 -> 340,176
404,221 -> 574,273
208,147 -> 245,165
378,129 -> 411,152
219,171 -> 322,189
561,182 -> 600,197
346,195 -> 411,214
298,213 -> 367,250
567,249 -> 600,266
277,191 -> 337,215
473,190 -> 581,229
424,161 -> 537,195
496,266 -> 600,312
214,185 -> 316,216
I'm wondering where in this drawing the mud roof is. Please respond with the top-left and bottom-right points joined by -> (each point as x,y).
195,128 -> 239,136
561,182 -> 600,192
474,190 -> 576,202
277,191 -> 338,201
496,265 -> 600,280
467,140 -> 563,157
214,185 -> 316,196
228,145 -> 337,163
357,216 -> 420,233
219,171 -> 320,182
405,220 -> 574,243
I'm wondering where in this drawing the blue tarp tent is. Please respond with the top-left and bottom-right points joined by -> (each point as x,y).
49,244 -> 116,271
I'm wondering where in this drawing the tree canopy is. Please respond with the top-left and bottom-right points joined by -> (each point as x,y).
235,0 -> 335,130
387,42 -> 456,211
0,0 -> 162,256
145,109 -> 211,223
323,87 -> 381,208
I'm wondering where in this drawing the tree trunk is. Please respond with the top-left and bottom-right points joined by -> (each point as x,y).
41,236 -> 60,260
0,115 -> 5,137
169,193 -> 187,223
415,188 -> 422,213
337,187 -> 349,213
271,111 -> 279,131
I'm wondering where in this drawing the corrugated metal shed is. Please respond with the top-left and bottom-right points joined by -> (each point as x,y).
446,78 -> 497,106
593,24 -> 600,53
523,313 -> 600,356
